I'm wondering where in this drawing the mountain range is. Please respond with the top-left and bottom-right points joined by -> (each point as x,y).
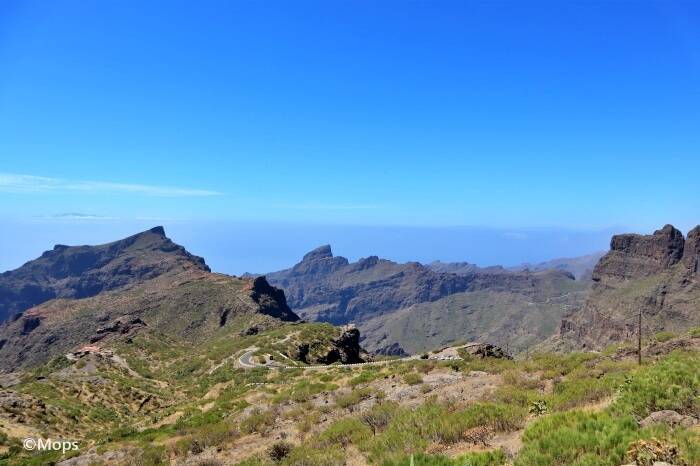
0,228 -> 334,373
0,225 -> 698,465
263,246 -> 591,355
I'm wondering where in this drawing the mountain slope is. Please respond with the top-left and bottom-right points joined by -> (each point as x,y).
0,226 -> 209,323
265,246 -> 590,354
556,224 -> 700,350
0,227 -> 304,372
0,229 -> 371,460
0,271 -> 299,371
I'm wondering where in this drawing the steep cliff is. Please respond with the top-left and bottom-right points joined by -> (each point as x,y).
557,225 -> 700,349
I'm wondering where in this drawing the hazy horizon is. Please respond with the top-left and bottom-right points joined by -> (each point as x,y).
0,217 -> 634,275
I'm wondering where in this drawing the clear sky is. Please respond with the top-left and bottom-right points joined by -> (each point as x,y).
1,1 -> 699,273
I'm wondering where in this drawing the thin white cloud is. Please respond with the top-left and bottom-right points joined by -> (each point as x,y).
272,202 -> 383,211
50,213 -> 115,220
0,173 -> 222,197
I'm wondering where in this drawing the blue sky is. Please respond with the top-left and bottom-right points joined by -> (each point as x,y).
1,1 -> 699,272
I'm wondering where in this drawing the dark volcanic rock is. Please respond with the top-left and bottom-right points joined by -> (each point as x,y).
329,325 -> 363,364
373,342 -> 408,357
0,227 -> 210,323
593,224 -> 685,282
557,224 -> 700,350
250,276 -> 299,322
89,317 -> 147,343
463,343 -> 511,359
293,325 -> 365,365
682,226 -> 700,274
302,245 -> 334,262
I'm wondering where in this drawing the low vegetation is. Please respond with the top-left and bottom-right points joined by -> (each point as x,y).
1,327 -> 697,465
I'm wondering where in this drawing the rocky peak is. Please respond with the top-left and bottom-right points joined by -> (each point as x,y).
557,224 -> 700,350
302,245 -> 333,262
249,276 -> 299,322
0,227 -> 210,322
593,224 -> 686,282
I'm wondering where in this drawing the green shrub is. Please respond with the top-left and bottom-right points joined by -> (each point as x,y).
403,373 -> 423,385
241,408 -> 277,434
502,370 -> 544,390
386,450 -> 508,465
362,401 -> 525,463
360,401 -> 400,435
517,351 -> 700,466
267,441 -> 293,462
318,418 -> 372,447
689,327 -> 700,338
335,387 -> 373,409
517,410 -> 639,466
654,331 -> 676,343
349,368 -> 383,387
525,352 -> 598,378
612,351 -> 699,418
528,400 -> 548,416
297,411 -> 321,434
280,444 -> 345,465
549,375 -> 618,411
490,385 -> 540,408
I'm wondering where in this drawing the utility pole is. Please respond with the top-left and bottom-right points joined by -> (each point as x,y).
638,310 -> 642,366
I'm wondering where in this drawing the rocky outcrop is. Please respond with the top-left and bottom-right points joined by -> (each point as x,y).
89,317 -> 147,343
292,325 -> 365,365
462,343 -> 511,359
639,410 -> 698,428
557,224 -> 700,350
0,226 -> 210,322
592,225 -> 685,283
249,276 -> 299,322
373,342 -> 408,357
682,226 -> 700,273
326,325 -> 364,364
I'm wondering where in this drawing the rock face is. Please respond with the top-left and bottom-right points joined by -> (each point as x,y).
462,343 -> 511,359
593,225 -> 685,282
373,342 -> 408,357
556,225 -> 700,350
0,226 -> 210,323
292,325 -> 365,365
265,245 -> 590,354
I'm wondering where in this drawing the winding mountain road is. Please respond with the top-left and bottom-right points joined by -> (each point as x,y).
235,346 -> 469,370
